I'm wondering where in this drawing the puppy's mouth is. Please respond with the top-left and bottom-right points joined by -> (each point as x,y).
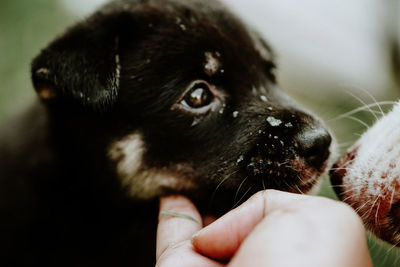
243,154 -> 325,193
196,156 -> 332,217
330,146 -> 400,246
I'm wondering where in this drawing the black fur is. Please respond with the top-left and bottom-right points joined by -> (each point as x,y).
0,0 -> 332,266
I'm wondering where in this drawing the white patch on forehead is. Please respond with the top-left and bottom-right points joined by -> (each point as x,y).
108,133 -> 196,199
204,51 -> 222,76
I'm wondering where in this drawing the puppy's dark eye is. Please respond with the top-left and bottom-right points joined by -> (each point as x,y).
181,82 -> 213,108
172,80 -> 224,115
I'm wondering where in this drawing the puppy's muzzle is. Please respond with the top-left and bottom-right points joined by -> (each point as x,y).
244,113 -> 332,188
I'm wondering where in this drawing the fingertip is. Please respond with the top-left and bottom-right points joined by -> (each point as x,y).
192,194 -> 267,260
190,229 -> 201,248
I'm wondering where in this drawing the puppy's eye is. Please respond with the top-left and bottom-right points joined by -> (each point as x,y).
181,82 -> 213,108
172,80 -> 224,115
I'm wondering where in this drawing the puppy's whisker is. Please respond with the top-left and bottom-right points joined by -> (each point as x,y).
389,188 -> 396,208
328,101 -> 396,122
387,244 -> 399,255
354,201 -> 369,213
344,184 -> 365,191
344,115 -> 370,129
344,91 -> 378,121
233,176 -> 248,205
282,180 -> 296,193
340,158 -> 356,165
340,195 -> 352,203
278,161 -> 289,167
285,165 -> 297,172
353,133 -> 362,138
330,184 -> 361,189
209,170 -> 238,208
368,110 -> 384,115
294,184 -> 304,194
336,141 -> 355,148
232,185 -> 253,209
359,202 -> 373,221
295,174 -> 307,187
366,196 -> 380,219
329,167 -> 352,171
375,200 -> 381,226
214,170 -> 238,193
339,186 -> 365,196
341,193 -> 360,203
344,85 -> 385,116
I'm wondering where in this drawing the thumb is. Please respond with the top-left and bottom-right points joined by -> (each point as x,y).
192,190 -> 305,260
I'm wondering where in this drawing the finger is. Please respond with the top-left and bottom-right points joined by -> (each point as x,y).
156,195 -> 202,261
228,197 -> 373,267
192,191 -> 265,260
192,190 -> 308,260
156,240 -> 224,267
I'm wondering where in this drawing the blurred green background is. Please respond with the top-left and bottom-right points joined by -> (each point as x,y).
0,0 -> 399,265
0,0 -> 75,120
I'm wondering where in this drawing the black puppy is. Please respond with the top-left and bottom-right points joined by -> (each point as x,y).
0,0 -> 333,266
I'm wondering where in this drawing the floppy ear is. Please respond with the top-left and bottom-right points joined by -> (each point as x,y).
31,13 -> 126,111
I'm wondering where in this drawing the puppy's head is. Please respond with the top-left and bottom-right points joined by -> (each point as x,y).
331,102 -> 400,245
31,0 -> 333,213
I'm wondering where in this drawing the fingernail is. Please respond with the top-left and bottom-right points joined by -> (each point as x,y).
191,228 -> 205,245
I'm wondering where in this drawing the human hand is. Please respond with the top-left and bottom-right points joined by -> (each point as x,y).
156,190 -> 372,267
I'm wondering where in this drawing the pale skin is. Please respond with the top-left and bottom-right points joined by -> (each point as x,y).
156,190 -> 373,267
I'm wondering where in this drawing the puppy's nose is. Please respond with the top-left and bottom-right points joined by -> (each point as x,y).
295,126 -> 331,170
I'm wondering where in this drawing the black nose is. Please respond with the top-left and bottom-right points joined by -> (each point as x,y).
295,126 -> 332,170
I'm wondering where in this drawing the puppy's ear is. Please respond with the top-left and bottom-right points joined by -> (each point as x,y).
31,13 -> 127,111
